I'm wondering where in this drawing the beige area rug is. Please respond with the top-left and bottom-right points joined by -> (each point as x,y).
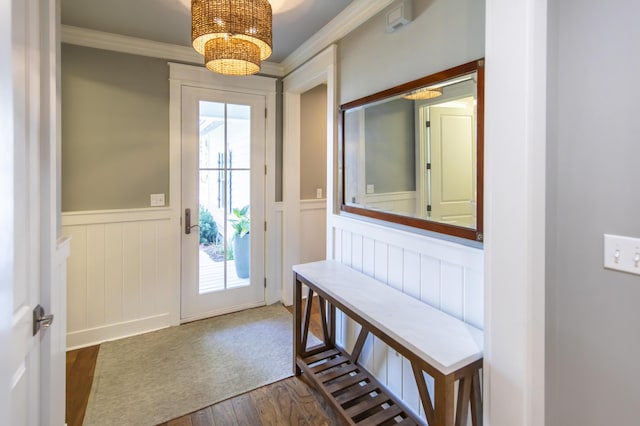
83,304 -> 298,426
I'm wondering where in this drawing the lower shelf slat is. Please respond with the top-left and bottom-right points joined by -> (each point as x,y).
298,347 -> 421,425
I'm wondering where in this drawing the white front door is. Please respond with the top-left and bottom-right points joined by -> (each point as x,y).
6,0 -> 64,424
181,86 -> 266,322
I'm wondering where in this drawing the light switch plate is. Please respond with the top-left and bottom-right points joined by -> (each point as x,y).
604,234 -> 640,276
366,184 -> 375,194
316,188 -> 323,199
150,193 -> 165,207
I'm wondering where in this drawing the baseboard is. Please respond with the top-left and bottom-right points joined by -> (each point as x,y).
66,313 -> 174,350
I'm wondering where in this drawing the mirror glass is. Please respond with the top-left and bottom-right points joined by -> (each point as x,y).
340,60 -> 484,241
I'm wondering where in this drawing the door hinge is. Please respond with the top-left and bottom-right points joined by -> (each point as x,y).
265,108 -> 267,118
264,278 -> 267,288
264,221 -> 267,232
426,120 -> 431,128
426,163 -> 431,170
264,164 -> 267,175
427,205 -> 432,212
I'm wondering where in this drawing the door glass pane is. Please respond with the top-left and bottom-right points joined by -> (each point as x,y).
198,101 -> 251,294
226,104 -> 251,169
227,170 -> 251,285
199,101 -> 225,169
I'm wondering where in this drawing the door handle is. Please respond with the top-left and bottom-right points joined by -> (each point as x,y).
185,208 -> 199,235
33,304 -> 54,336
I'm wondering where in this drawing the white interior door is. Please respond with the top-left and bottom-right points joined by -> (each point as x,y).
181,86 -> 266,322
7,0 -> 64,424
428,98 -> 477,228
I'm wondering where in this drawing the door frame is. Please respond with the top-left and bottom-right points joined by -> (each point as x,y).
169,63 -> 278,316
282,45 -> 337,305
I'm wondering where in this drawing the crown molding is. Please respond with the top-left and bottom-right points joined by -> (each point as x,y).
280,0 -> 394,75
61,25 -> 285,77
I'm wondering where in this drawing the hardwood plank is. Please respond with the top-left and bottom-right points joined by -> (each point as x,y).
210,398 -> 238,425
231,393 -> 262,425
298,374 -> 346,426
284,377 -> 335,426
167,416 -> 193,426
190,406 -> 216,426
270,379 -> 308,425
249,385 -> 282,426
65,345 -> 100,426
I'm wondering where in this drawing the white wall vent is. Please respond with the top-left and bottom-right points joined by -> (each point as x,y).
386,0 -> 413,33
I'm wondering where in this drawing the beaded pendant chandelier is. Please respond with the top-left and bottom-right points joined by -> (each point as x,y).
192,0 -> 273,76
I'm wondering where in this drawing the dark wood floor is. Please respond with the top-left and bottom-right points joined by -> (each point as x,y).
66,300 -> 342,426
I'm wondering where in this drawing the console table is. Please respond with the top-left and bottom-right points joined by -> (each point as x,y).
293,260 -> 483,426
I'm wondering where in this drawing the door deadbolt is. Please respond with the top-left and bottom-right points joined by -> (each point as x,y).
33,304 -> 54,336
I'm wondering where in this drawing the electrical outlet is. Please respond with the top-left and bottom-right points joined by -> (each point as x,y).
366,184 -> 375,194
316,188 -> 323,199
150,193 -> 165,207
604,234 -> 640,276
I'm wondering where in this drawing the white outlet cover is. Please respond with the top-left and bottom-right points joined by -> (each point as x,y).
366,184 -> 375,194
604,234 -> 640,276
150,193 -> 165,207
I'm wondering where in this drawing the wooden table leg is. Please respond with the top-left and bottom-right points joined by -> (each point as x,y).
470,369 -> 483,426
293,274 -> 302,376
434,375 -> 455,426
455,375 -> 472,426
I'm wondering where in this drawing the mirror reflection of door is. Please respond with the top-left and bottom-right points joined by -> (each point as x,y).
426,97 -> 477,228
181,87 -> 266,322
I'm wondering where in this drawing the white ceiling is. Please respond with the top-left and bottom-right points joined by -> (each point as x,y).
61,0 -> 354,63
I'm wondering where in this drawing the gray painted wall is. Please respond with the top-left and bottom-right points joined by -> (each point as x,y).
61,44 -> 169,211
364,98 -> 415,193
546,1 -> 640,425
300,84 -> 327,200
338,0 -> 485,105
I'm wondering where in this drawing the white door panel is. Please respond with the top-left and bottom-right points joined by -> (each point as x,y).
7,0 -> 63,424
181,86 -> 266,321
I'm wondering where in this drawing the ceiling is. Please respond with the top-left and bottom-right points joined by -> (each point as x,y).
61,0 -> 354,64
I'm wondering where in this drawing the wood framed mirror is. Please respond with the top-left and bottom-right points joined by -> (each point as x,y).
339,59 -> 484,242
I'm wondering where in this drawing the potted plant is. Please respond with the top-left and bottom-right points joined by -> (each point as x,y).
229,205 -> 250,278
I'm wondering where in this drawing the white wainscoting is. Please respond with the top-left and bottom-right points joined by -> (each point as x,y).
328,214 -> 483,422
62,208 -> 180,349
300,200 -> 327,264
363,191 -> 417,217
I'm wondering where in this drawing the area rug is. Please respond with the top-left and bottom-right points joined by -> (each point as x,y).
83,304 -> 298,425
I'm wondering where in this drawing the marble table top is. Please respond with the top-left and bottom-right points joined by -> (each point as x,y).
293,260 -> 483,375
